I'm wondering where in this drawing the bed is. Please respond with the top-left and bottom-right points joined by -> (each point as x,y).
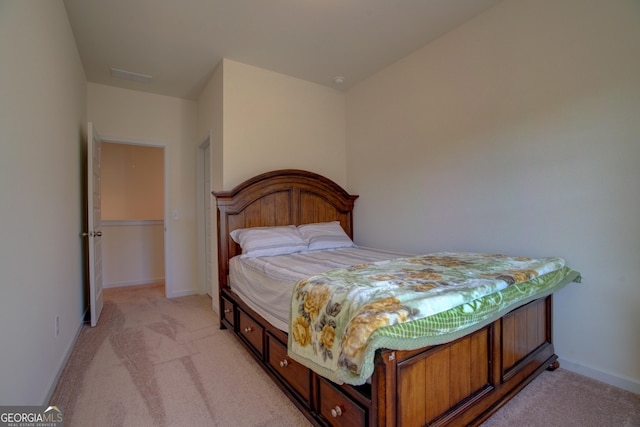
214,169 -> 580,427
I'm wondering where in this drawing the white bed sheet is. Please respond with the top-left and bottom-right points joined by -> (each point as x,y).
229,247 -> 408,331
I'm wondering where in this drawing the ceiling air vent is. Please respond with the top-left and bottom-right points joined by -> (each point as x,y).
110,67 -> 152,83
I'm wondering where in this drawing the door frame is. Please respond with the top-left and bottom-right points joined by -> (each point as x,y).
99,135 -> 172,298
197,131 -> 213,297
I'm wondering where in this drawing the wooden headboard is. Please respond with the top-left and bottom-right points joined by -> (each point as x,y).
213,169 -> 359,290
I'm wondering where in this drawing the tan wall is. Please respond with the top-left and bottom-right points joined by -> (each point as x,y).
102,143 -> 164,220
346,0 -> 640,392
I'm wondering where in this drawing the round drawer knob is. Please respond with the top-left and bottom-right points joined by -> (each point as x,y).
244,326 -> 253,333
330,406 -> 342,418
279,359 -> 289,368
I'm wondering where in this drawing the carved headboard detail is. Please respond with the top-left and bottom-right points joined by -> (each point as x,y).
213,169 -> 358,289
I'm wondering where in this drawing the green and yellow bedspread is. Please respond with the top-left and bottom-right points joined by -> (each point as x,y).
287,252 -> 580,385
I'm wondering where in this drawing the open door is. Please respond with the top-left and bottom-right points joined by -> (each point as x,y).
87,122 -> 103,327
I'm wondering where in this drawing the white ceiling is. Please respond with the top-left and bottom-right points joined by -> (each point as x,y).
63,0 -> 501,100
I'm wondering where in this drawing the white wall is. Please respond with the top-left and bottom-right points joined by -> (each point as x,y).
102,221 -> 165,287
346,0 -> 640,392
221,59 -> 347,189
0,1 -> 87,404
3,0 -> 632,406
197,62 -> 224,192
197,59 -> 348,311
88,83 -> 198,297
197,63 -> 224,310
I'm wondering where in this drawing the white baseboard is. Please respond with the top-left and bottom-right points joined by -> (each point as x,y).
558,357 -> 640,395
103,278 -> 165,288
43,317 -> 85,405
211,300 -> 219,315
167,288 -> 200,298
105,279 -> 199,299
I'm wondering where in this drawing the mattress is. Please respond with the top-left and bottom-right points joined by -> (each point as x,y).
229,247 -> 409,331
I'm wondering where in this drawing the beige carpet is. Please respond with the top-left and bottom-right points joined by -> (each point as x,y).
50,284 -> 310,426
481,367 -> 640,427
51,284 -> 640,427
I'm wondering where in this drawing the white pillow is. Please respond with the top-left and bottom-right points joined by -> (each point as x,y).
297,221 -> 355,251
230,225 -> 307,258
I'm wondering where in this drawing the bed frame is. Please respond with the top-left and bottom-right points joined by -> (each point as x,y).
214,169 -> 560,427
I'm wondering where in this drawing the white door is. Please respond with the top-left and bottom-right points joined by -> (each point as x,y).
87,123 -> 103,327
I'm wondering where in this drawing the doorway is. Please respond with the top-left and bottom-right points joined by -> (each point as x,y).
197,133 -> 213,297
100,141 -> 169,295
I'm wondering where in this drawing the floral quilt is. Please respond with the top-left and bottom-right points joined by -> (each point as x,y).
287,252 -> 578,385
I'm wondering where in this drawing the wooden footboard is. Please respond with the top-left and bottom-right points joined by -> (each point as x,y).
221,286 -> 556,427
375,295 -> 555,427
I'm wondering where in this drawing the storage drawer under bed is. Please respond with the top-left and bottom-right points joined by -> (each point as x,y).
318,377 -> 368,427
238,309 -> 264,357
267,333 -> 312,405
